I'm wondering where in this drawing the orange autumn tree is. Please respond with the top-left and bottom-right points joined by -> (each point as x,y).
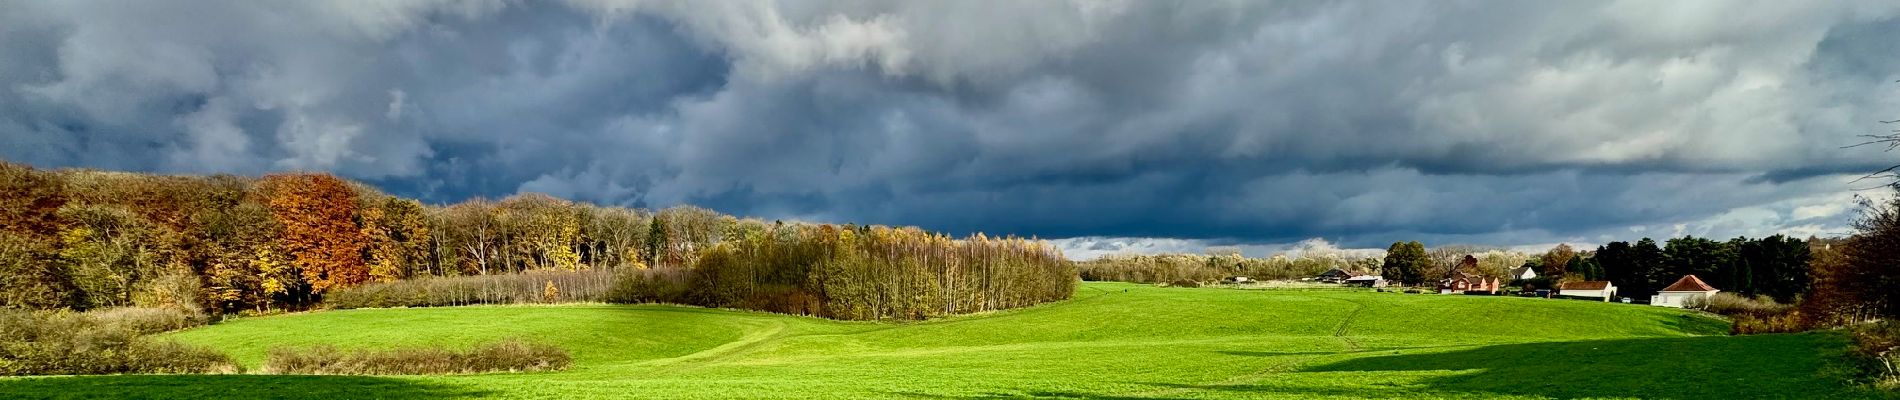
261,173 -> 367,294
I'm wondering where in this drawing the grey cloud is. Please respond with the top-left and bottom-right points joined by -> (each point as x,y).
2,1 -> 1897,248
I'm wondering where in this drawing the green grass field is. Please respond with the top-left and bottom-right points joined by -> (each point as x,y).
0,282 -> 1876,399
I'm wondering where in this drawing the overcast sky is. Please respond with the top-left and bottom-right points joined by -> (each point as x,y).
3,1 -> 1897,257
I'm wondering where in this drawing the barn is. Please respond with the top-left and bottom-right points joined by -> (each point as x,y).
1558,281 -> 1617,302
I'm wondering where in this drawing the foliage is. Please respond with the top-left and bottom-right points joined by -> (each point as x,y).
1540,243 -> 1576,278
262,173 -> 368,294
1381,241 -> 1429,285
1687,292 -> 1802,335
83,306 -> 213,335
0,161 -> 66,238
1836,192 -> 1900,321
261,338 -> 569,375
0,231 -> 79,309
0,307 -> 233,375
610,225 -> 1077,320
0,164 -> 1074,320
324,270 -> 616,309
1800,190 -> 1900,331
1077,252 -> 1358,284
606,267 -> 691,304
1802,238 -> 1866,327
1591,235 -> 1811,303
1845,321 -> 1900,389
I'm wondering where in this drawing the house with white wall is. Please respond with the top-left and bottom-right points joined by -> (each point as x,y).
1507,266 -> 1536,281
1650,275 -> 1719,308
1557,281 -> 1617,301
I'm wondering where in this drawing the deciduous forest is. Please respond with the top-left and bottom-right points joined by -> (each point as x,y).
0,162 -> 1074,320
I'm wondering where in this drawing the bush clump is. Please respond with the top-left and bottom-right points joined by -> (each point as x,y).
0,308 -> 236,375
1846,322 -> 1900,389
1688,293 -> 1804,335
263,338 -> 570,375
85,306 -> 213,335
1165,279 -> 1203,288
606,267 -> 691,304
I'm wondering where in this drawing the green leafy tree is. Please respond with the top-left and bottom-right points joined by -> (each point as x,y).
1381,241 -> 1429,285
1539,243 -> 1576,278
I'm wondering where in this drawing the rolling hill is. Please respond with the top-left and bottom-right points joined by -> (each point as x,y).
0,282 -> 1869,399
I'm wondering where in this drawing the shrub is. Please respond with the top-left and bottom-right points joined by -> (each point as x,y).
86,306 -> 212,335
1165,279 -> 1202,288
606,267 -> 691,304
1695,293 -> 1794,317
1730,313 -> 1805,335
1689,293 -> 1804,335
325,270 -> 616,309
1847,321 -> 1900,389
0,308 -> 236,375
262,338 -> 570,375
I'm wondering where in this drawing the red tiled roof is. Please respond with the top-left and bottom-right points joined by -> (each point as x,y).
1559,281 -> 1611,290
1660,275 -> 1717,292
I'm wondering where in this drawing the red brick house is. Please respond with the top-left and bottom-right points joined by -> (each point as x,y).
1437,255 -> 1498,294
1440,271 -> 1499,294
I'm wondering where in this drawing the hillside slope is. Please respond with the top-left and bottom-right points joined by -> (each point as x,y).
0,282 -> 1870,399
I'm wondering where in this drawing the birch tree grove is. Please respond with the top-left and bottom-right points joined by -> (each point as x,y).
672,225 -> 1076,320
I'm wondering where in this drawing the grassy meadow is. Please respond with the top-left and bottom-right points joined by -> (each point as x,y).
0,282 -> 1874,399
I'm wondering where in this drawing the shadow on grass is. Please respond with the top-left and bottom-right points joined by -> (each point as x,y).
1189,333 -> 1867,399
1661,312 -> 1731,336
898,334 -> 1876,400
887,390 -> 1192,400
0,374 -> 492,400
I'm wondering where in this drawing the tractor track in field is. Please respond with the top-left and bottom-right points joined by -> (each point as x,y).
1328,298 -> 1366,352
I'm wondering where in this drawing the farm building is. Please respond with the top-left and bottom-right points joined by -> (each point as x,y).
1507,265 -> 1537,281
1439,272 -> 1498,294
1437,255 -> 1497,294
1316,268 -> 1354,283
1344,275 -> 1387,288
1650,275 -> 1719,308
1558,281 -> 1617,301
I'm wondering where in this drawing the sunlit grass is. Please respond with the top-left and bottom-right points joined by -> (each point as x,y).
0,282 -> 1874,399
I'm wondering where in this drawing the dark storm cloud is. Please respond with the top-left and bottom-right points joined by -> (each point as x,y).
2,1 -> 1896,253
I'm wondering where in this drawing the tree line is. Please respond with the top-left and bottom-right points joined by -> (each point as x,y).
0,162 -> 1075,318
1379,235 -> 1814,302
629,224 -> 1075,320
1077,252 -> 1379,285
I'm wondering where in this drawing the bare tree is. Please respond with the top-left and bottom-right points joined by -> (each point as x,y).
1846,79 -> 1900,187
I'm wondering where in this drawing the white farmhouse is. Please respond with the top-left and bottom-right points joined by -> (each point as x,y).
1557,281 -> 1616,301
1507,266 -> 1537,281
1650,275 -> 1719,308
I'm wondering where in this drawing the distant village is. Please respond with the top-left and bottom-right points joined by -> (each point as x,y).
1294,254 -> 1721,308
